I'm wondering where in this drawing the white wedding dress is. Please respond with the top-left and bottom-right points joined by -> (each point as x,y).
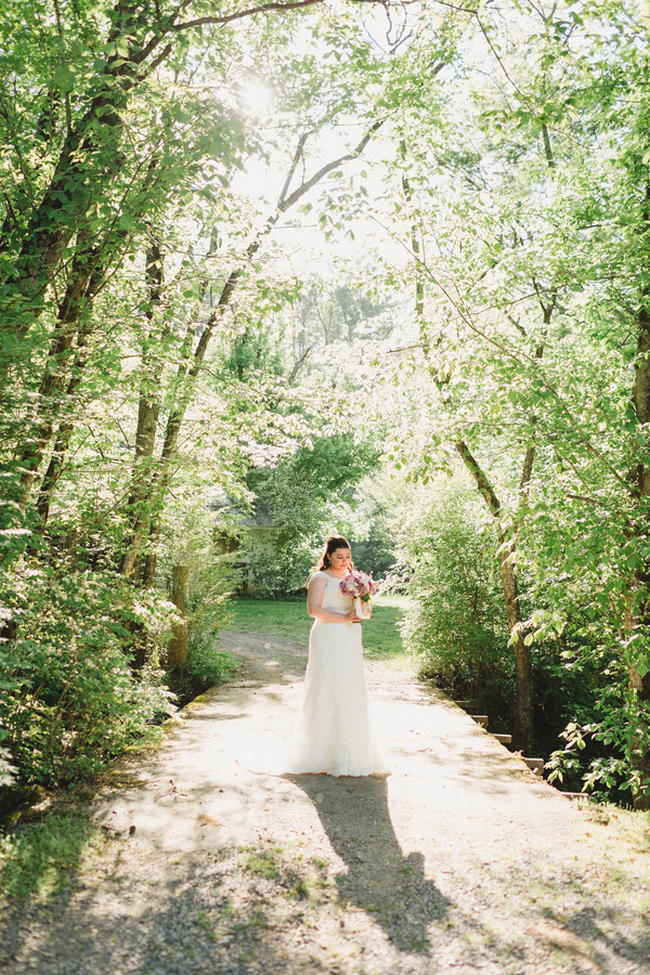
286,571 -> 386,776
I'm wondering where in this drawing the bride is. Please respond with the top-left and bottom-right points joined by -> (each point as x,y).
286,535 -> 387,777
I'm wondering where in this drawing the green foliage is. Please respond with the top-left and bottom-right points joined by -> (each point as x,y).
0,560 -> 175,791
160,499 -> 240,649
185,645 -> 240,688
519,501 -> 650,801
155,500 -> 242,689
1,0 -> 648,811
367,0 -> 650,804
186,555 -> 238,659
346,476 -> 398,579
0,739 -> 16,789
541,630 -> 650,802
246,549 -> 313,598
248,434 -> 380,517
243,433 -> 381,595
396,489 -> 513,721
223,326 -> 285,382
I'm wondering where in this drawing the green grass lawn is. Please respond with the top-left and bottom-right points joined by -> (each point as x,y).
227,594 -> 412,660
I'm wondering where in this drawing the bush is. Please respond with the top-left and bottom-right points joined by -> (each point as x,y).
534,620 -> 650,803
0,739 -> 16,789
0,559 -> 176,792
185,645 -> 241,686
186,550 -> 239,651
396,492 -> 514,726
516,490 -> 650,806
160,519 -> 242,698
245,547 -> 313,597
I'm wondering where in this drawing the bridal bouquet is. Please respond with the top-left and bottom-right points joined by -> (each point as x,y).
339,570 -> 377,619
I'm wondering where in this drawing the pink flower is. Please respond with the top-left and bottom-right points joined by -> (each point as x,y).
339,570 -> 377,600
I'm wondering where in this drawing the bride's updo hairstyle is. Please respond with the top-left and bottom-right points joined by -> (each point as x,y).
316,535 -> 354,572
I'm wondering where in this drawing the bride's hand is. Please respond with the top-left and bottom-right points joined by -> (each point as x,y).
347,610 -> 361,623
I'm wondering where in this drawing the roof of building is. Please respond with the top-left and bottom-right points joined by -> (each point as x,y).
209,494 -> 277,529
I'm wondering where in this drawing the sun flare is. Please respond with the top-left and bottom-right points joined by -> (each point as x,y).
239,79 -> 274,119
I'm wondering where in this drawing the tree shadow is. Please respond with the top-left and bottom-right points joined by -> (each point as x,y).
0,844 -> 338,975
286,773 -> 452,954
534,903 -> 650,973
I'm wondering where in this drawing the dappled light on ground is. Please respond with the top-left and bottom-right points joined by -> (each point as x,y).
1,631 -> 648,975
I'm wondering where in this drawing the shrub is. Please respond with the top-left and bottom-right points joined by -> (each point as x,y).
186,551 -> 239,652
396,492 -> 513,725
516,491 -> 650,805
185,645 -> 241,686
0,559 -> 176,792
535,620 -> 650,803
0,739 -> 16,789
245,547 -> 313,597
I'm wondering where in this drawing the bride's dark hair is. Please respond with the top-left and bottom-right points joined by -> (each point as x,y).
316,535 -> 354,572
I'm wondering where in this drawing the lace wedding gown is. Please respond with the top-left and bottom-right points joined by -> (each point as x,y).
286,571 -> 386,776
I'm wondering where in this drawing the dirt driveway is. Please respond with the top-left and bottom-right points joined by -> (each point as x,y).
1,631 -> 649,975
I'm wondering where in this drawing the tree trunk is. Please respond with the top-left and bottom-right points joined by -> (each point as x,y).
133,239 -> 164,465
629,190 -> 650,806
167,564 -> 190,669
402,140 -> 539,752
455,439 -> 534,751
141,538 -> 158,588
17,237 -> 106,502
34,320 -> 95,528
499,541 -> 535,751
119,238 -> 166,580
35,420 -> 75,528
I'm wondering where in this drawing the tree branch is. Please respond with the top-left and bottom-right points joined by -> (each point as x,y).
455,440 -> 502,518
287,344 -> 313,383
172,0 -> 326,31
280,118 -> 386,212
279,132 -> 310,207
171,0 -> 427,30
369,210 -> 630,489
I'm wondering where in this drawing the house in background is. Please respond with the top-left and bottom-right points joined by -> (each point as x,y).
212,497 -> 282,594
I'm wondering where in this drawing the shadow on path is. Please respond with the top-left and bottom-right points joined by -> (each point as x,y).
286,773 -> 452,954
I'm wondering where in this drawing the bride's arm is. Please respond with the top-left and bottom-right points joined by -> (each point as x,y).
307,576 -> 356,623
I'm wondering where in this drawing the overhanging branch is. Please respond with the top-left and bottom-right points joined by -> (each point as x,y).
281,118 -> 385,211
171,0 -> 425,31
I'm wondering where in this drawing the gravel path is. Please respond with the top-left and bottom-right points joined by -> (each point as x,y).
1,631 -> 649,975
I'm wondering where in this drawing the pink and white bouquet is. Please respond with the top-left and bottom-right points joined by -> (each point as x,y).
339,570 -> 377,619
